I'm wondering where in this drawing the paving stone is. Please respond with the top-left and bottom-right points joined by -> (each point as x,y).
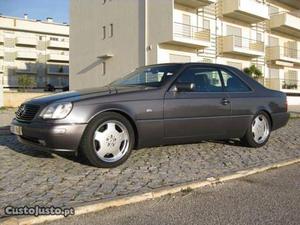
0,120 -> 300,217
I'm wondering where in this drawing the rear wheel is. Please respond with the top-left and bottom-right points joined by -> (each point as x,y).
80,112 -> 135,168
241,112 -> 271,148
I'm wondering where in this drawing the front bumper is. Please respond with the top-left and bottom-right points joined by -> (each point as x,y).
11,119 -> 87,152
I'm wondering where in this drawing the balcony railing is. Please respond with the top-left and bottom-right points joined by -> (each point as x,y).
265,78 -> 300,92
47,40 -> 69,49
47,53 -> 69,62
172,22 -> 210,48
15,51 -> 38,60
267,46 -> 300,64
218,35 -> 264,57
15,37 -> 38,46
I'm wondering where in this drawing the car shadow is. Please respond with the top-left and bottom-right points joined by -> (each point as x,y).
207,139 -> 247,147
0,135 -> 54,158
0,134 -> 94,165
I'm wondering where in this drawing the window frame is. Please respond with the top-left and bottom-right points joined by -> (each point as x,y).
220,68 -> 254,93
170,66 -> 226,93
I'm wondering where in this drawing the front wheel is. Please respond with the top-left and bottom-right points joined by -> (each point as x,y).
80,112 -> 135,168
241,112 -> 271,148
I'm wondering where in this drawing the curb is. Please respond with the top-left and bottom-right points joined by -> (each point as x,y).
1,158 -> 300,225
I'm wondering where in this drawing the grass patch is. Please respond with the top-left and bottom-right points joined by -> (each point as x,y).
289,113 -> 300,119
0,107 -> 17,112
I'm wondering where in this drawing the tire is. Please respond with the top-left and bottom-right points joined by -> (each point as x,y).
241,111 -> 271,148
80,112 -> 135,168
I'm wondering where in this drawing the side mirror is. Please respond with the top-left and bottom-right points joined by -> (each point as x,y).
173,82 -> 196,92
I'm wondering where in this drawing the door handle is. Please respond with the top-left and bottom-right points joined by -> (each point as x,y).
221,98 -> 230,105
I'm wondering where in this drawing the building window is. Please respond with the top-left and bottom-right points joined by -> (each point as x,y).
268,5 -> 279,15
50,37 -> 59,41
101,62 -> 106,75
102,26 -> 106,39
39,36 -> 43,40
110,24 -> 113,37
257,33 -> 262,42
203,19 -> 210,30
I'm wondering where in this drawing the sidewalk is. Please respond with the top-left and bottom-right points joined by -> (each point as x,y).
289,105 -> 300,113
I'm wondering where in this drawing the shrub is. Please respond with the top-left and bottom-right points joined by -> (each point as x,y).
243,65 -> 263,79
18,75 -> 36,92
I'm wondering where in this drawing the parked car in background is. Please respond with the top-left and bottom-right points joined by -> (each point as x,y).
10,63 -> 289,167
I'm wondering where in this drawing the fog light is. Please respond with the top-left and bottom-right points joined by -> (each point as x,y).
53,128 -> 66,134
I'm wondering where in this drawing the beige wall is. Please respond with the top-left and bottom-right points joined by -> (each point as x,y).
3,92 -> 51,107
70,0 -> 147,90
70,0 -> 300,96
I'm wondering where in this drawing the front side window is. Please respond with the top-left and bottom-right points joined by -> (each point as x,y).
110,65 -> 181,87
176,67 -> 223,92
221,70 -> 251,92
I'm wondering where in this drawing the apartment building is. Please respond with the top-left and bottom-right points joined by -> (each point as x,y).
0,15 -> 69,90
70,0 -> 300,100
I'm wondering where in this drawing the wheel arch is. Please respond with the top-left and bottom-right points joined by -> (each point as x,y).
86,108 -> 139,149
256,108 -> 273,129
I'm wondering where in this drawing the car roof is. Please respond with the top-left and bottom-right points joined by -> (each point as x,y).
146,62 -> 238,71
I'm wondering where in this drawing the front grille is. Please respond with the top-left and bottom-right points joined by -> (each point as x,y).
16,104 -> 40,121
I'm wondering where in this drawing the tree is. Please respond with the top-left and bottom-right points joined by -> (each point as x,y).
18,75 -> 36,92
243,65 -> 263,79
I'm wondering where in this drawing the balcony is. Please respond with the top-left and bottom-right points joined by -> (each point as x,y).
15,37 -> 38,47
47,53 -> 69,62
47,40 -> 69,50
267,46 -> 300,65
165,22 -> 210,48
15,51 -> 38,60
270,13 -> 300,37
274,0 -> 300,9
222,0 -> 269,23
218,36 -> 265,58
265,78 -> 300,93
175,0 -> 216,8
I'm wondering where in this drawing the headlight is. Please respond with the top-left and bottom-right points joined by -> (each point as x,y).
40,102 -> 73,119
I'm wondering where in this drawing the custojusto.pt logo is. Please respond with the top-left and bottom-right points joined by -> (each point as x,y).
4,205 -> 75,217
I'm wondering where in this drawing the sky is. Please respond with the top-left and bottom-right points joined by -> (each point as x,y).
0,0 -> 69,23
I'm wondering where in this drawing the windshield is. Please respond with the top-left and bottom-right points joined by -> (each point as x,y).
110,64 -> 182,87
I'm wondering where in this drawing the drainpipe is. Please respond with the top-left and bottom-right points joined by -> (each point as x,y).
144,0 -> 148,66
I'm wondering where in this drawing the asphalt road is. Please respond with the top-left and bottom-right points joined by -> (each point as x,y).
44,163 -> 300,225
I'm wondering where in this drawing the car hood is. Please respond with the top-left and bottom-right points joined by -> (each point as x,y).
26,85 -> 156,105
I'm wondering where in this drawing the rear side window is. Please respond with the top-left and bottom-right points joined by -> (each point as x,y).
221,70 -> 251,92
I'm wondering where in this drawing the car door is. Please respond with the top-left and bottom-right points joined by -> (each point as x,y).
163,66 -> 231,140
220,68 -> 255,138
